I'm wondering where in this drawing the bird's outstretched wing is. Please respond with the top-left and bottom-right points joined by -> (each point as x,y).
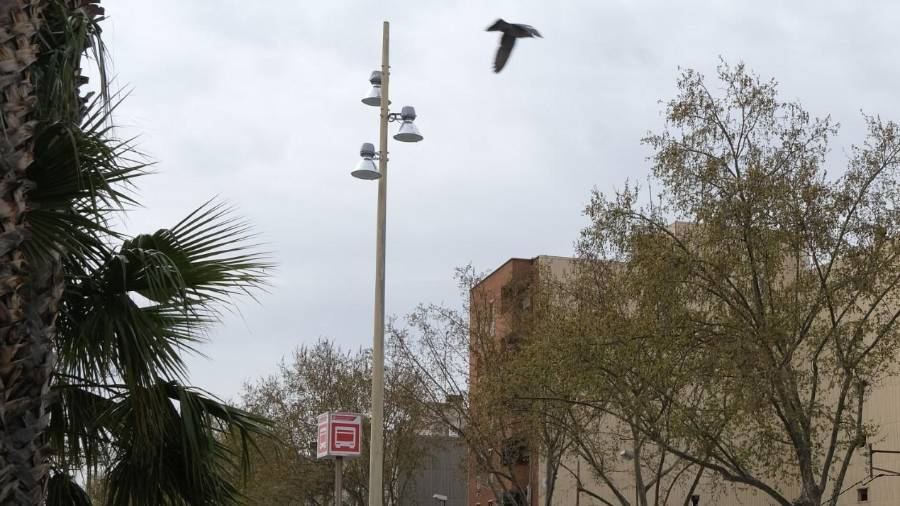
494,33 -> 516,73
522,24 -> 542,37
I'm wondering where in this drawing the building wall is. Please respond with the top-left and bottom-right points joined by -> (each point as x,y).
468,257 -> 537,506
404,436 -> 467,506
838,371 -> 900,506
467,256 -> 577,506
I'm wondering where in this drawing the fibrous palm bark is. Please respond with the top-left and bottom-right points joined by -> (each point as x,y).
0,0 -> 55,503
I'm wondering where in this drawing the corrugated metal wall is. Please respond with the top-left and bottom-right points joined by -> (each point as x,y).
403,436 -> 467,506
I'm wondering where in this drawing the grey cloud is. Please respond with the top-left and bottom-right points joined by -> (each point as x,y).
104,0 -> 900,397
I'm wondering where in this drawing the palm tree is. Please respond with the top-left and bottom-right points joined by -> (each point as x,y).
46,202 -> 274,506
0,1 -> 275,504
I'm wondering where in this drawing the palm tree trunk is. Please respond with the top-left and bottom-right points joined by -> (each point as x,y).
0,1 -> 57,503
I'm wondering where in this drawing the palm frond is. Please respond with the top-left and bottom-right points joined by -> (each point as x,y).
26,0 -> 140,269
103,381 -> 273,506
26,94 -> 149,268
57,283 -> 206,387
138,199 -> 272,307
47,380 -> 118,473
35,0 -> 108,123
56,201 -> 269,388
47,472 -> 93,506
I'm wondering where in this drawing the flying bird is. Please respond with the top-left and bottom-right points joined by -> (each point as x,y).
486,19 -> 542,73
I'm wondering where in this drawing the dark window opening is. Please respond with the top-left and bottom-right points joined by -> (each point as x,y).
858,487 -> 869,502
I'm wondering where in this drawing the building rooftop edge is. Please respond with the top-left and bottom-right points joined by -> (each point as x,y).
471,255 -> 578,291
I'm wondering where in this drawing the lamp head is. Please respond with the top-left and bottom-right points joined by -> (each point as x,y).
351,142 -> 381,179
362,71 -> 388,106
394,106 -> 423,142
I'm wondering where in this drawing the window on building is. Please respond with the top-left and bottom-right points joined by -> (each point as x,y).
858,487 -> 869,502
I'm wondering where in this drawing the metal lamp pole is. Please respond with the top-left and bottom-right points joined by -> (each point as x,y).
368,20 -> 390,506
352,21 -> 422,506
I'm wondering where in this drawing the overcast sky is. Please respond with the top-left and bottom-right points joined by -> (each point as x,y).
105,0 -> 900,400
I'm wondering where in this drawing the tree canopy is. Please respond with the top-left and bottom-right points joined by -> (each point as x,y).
240,339 -> 432,506
566,61 -> 900,506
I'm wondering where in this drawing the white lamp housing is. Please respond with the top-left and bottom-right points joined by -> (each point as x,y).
351,142 -> 381,180
362,71 -> 388,107
393,105 -> 423,142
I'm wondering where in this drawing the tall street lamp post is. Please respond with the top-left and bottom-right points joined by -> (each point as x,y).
351,20 -> 423,506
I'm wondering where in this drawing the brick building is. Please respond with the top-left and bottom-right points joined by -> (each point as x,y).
467,256 -> 575,506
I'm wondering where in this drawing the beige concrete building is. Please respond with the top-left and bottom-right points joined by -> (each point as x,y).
469,255 -> 900,506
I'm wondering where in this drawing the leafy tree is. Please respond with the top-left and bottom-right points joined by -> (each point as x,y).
496,267 -> 702,506
240,339 -> 430,506
574,61 -> 900,506
390,266 -> 571,505
392,265 -> 696,506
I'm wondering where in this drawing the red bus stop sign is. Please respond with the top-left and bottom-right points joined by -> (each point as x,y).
316,412 -> 363,459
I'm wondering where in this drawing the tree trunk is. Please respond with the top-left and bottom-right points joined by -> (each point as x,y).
795,489 -> 823,506
544,450 -> 555,506
0,1 -> 60,504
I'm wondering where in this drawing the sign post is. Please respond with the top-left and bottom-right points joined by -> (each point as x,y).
335,457 -> 343,505
316,412 -> 364,505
